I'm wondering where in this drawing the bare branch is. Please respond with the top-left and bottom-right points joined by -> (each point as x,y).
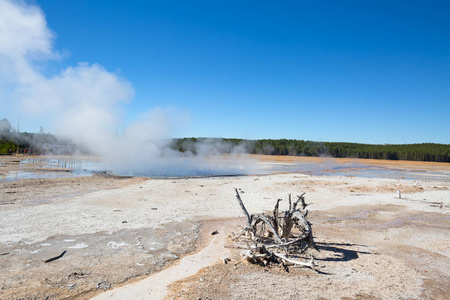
259,214 -> 283,244
272,253 -> 315,269
292,192 -> 307,212
273,199 -> 282,237
288,194 -> 292,212
235,188 -> 252,228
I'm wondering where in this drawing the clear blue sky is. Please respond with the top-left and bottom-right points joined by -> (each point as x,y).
10,1 -> 450,143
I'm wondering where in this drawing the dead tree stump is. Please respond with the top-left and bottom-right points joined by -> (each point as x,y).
229,189 -> 316,270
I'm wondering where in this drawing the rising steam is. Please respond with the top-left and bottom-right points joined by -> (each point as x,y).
0,0 -> 255,176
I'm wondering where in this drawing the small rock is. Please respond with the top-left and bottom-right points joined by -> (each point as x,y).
96,281 -> 111,290
121,220 -> 128,223
211,230 -> 219,235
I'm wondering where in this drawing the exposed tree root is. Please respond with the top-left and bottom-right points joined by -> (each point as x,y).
229,189 -> 317,271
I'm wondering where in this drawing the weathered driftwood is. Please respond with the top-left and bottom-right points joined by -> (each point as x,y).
235,188 -> 252,228
272,253 -> 315,268
230,190 -> 316,270
44,250 -> 67,263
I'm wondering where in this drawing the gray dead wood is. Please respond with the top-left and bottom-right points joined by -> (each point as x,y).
259,214 -> 283,244
44,250 -> 67,263
273,253 -> 315,268
231,190 -> 316,270
235,188 -> 252,228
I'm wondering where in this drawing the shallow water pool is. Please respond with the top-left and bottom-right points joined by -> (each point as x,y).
0,156 -> 449,182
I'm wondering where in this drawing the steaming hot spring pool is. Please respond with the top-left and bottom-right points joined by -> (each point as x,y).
0,155 -> 449,183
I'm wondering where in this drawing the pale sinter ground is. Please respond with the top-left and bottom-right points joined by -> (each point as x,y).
0,155 -> 449,299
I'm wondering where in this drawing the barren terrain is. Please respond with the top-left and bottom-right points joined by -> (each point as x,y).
0,155 -> 449,299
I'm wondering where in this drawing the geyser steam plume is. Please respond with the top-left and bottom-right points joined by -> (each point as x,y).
0,0 -> 256,176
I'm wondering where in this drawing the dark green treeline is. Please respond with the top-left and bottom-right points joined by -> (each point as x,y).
0,132 -> 58,154
172,138 -> 450,163
2,130 -> 449,162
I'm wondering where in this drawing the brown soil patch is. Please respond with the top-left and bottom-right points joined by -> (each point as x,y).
252,154 -> 450,172
0,175 -> 145,206
279,178 -> 433,194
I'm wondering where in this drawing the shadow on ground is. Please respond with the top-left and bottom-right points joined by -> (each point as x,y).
315,242 -> 377,262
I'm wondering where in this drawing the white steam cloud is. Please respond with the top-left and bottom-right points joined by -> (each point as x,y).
0,0 -> 255,176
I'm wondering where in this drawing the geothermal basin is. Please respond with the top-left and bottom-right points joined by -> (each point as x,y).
0,154 -> 449,299
1,154 -> 449,182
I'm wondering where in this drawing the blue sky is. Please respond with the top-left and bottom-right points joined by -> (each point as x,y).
4,0 -> 450,144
